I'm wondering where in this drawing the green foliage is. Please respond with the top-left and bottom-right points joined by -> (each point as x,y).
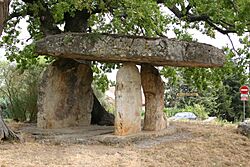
52,0 -> 108,22
185,104 -> 208,120
103,0 -> 167,36
92,84 -> 115,113
213,84 -> 233,120
0,62 -> 44,122
214,118 -> 236,126
163,21 -> 248,121
91,63 -> 118,93
166,0 -> 250,36
162,44 -> 248,122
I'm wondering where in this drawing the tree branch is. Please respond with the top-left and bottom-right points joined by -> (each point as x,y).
206,18 -> 237,34
156,0 -> 250,36
168,6 -> 183,18
168,5 -> 209,22
166,4 -> 249,35
185,4 -> 192,15
226,34 -> 240,55
8,11 -> 22,20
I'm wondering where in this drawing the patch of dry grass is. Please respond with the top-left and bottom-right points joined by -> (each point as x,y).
139,122 -> 250,167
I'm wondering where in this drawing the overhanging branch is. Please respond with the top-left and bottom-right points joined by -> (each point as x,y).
157,1 -> 249,35
206,19 -> 237,34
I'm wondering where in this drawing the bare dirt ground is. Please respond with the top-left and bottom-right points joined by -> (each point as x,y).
0,121 -> 250,167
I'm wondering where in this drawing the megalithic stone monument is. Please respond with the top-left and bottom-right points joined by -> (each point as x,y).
35,33 -> 225,135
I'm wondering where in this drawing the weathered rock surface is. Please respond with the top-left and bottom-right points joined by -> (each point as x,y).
238,122 -> 250,138
36,33 -> 225,67
141,64 -> 167,131
115,63 -> 142,135
37,59 -> 93,128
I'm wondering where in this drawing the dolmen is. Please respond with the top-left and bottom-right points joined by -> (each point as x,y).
35,33 -> 225,136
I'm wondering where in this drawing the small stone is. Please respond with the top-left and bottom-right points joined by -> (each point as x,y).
238,122 -> 250,138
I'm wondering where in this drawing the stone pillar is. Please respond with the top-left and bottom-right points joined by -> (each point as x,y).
141,64 -> 167,131
37,58 -> 93,128
115,63 -> 142,135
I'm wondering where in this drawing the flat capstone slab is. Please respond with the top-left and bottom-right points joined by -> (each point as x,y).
36,33 -> 225,67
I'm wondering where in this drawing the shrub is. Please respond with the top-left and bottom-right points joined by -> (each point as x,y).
0,62 -> 43,122
184,104 -> 208,120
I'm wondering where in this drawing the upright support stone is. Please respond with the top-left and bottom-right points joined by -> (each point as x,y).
37,58 -> 93,128
141,64 -> 167,131
115,63 -> 142,135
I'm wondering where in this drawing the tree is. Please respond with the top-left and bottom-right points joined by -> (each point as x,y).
1,0 -> 249,65
0,0 -> 10,36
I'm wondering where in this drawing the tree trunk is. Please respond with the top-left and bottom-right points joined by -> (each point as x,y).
0,113 -> 20,141
0,0 -> 10,36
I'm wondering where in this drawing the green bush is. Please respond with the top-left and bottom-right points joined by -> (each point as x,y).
184,104 -> 208,120
0,62 -> 43,122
